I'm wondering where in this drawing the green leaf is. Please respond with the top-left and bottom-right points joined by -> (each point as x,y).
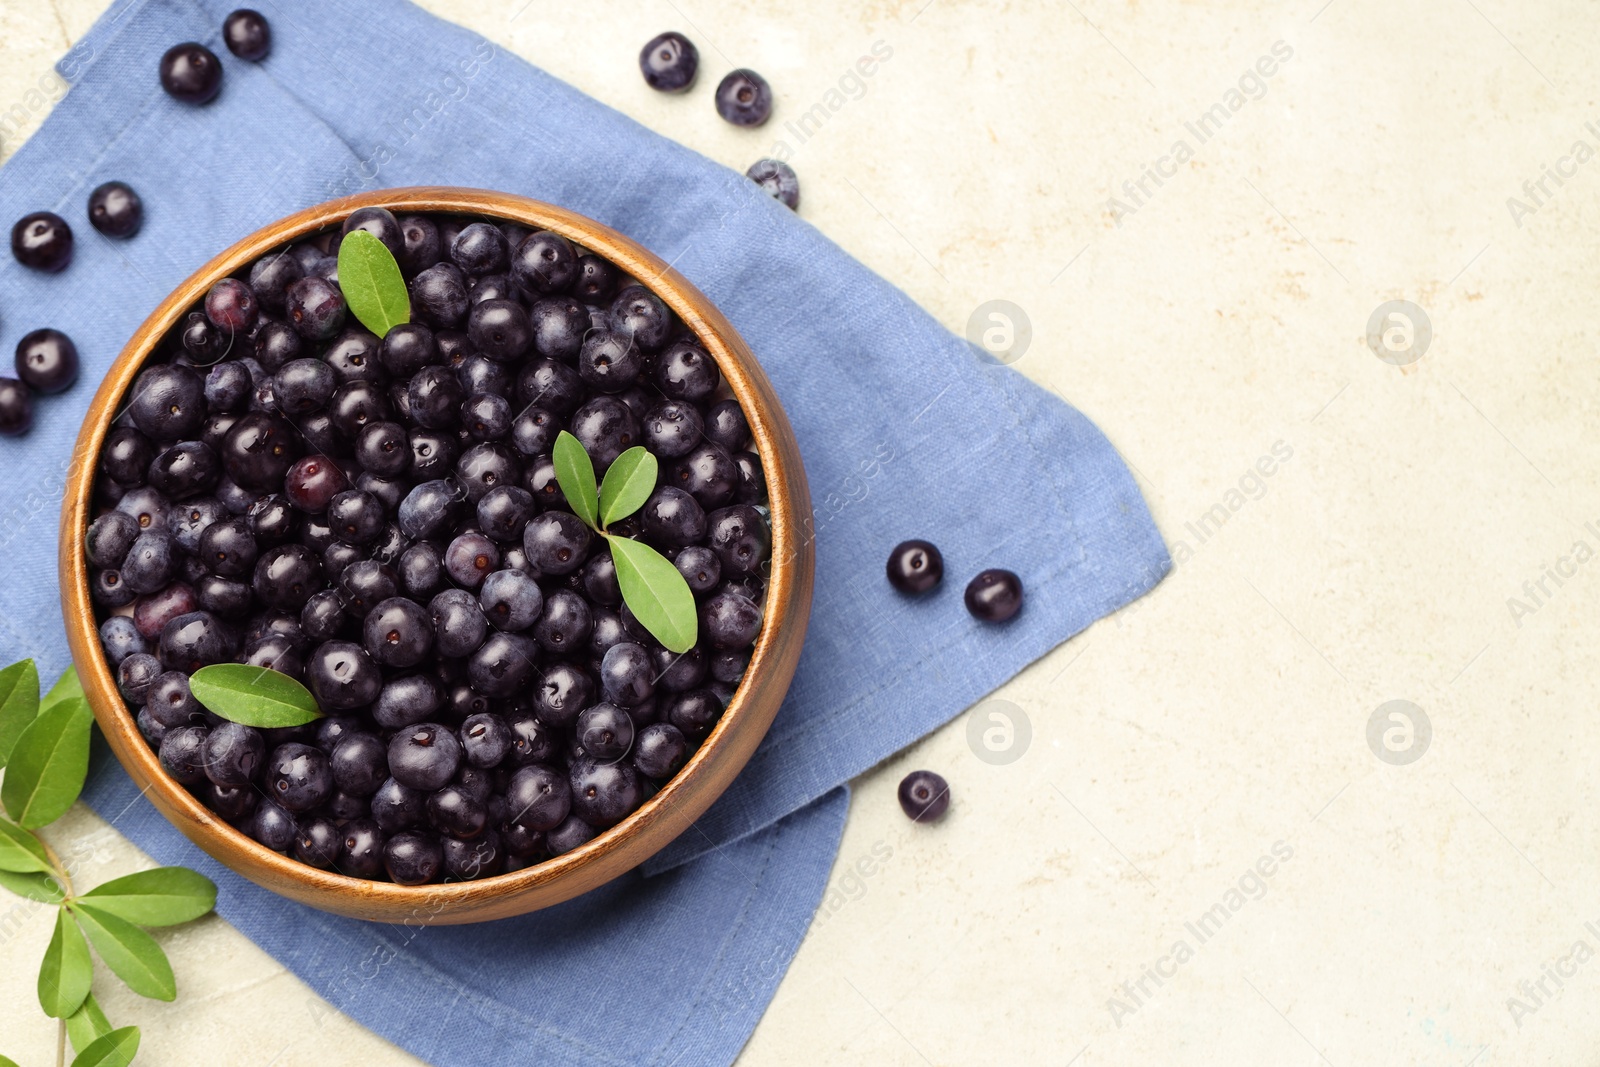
0,659 -> 40,767
66,992 -> 114,1055
599,447 -> 658,527
0,1056 -> 22,1067
39,906 -> 93,1018
68,901 -> 177,1001
80,867 -> 217,927
70,1026 -> 140,1067
1,697 -> 92,829
553,430 -> 599,528
337,229 -> 410,337
188,663 -> 323,728
0,817 -> 52,874
0,867 -> 63,903
608,535 -> 698,653
40,665 -> 84,712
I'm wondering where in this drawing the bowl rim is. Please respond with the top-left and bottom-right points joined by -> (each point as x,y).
58,187 -> 813,923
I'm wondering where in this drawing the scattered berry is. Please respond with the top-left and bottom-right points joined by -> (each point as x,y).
715,69 -> 773,127
223,9 -> 272,62
886,539 -> 943,595
640,32 -> 698,92
897,770 -> 950,822
11,211 -> 73,272
159,43 -> 224,105
87,181 -> 143,239
0,379 -> 33,436
964,568 -> 1023,622
746,159 -> 800,210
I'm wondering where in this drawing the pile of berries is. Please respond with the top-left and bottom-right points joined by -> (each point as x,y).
87,206 -> 770,884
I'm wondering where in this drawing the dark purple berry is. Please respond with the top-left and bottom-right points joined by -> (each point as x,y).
11,211 -> 72,272
338,819 -> 387,877
887,539 -> 942,594
363,596 -> 433,668
372,673 -> 446,730
640,31 -> 698,91
510,231 -> 577,296
378,322 -> 439,378
467,632 -> 539,699
293,817 -> 341,868
306,639 -> 381,710
673,545 -> 722,595
0,379 -> 30,437
88,181 -> 143,239
383,830 -> 442,885
504,763 -> 570,831
701,590 -> 761,650
388,723 -> 463,791
397,215 -> 441,274
897,770 -> 950,822
342,206 -> 402,258
569,756 -> 642,828
160,42 -> 223,104
451,223 -> 509,276
654,341 -> 719,402
15,329 -> 78,393
427,784 -> 487,839
283,454 -> 349,513
202,721 -> 265,787
480,569 -> 543,632
746,158 -> 800,210
546,814 -> 596,855
522,511 -> 591,576
284,276 -> 347,340
633,722 -> 689,780
206,278 -> 259,335
964,568 -> 1023,622
159,725 -> 210,785
672,443 -> 738,510
715,69 -> 773,127
128,364 -> 205,441
410,263 -> 469,328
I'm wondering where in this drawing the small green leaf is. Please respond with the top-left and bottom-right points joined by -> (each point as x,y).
0,1056 -> 21,1067
1,697 -> 92,829
608,535 -> 698,653
40,665 -> 84,712
188,664 -> 323,728
0,659 -> 40,767
0,817 -> 52,874
599,447 -> 658,527
553,430 -> 599,528
68,901 -> 177,1001
70,1025 -> 140,1067
80,867 -> 217,927
337,230 -> 410,338
0,867 -> 64,903
66,992 -> 114,1055
39,906 -> 93,1018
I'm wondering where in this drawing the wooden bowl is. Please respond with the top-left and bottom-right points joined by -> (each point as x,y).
58,188 -> 813,923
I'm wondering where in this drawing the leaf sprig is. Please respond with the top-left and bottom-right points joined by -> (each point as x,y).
336,229 -> 410,337
0,662 -> 218,1067
552,432 -> 699,653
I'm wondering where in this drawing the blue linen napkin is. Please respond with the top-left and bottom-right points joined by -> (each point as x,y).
0,0 -> 1170,1062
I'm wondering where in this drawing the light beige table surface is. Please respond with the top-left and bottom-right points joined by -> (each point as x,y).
3,1 -> 1598,1063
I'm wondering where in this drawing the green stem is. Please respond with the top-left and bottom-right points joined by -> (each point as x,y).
55,1017 -> 65,1067
37,833 -> 74,898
